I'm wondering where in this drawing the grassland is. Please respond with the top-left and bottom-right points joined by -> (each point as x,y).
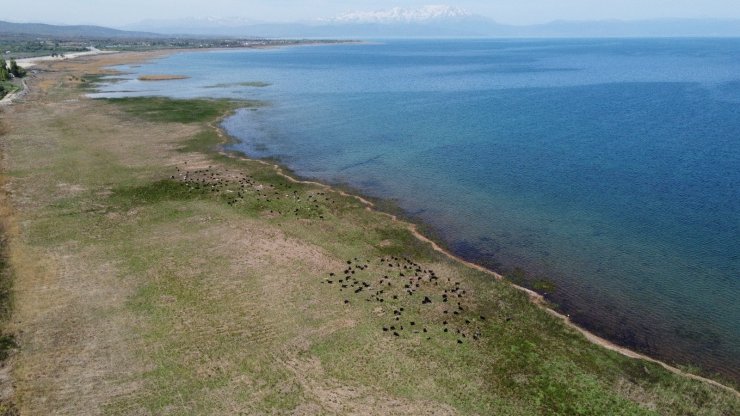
0,80 -> 21,100
0,53 -> 737,415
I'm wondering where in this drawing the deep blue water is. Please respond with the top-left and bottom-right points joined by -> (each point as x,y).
93,39 -> 740,380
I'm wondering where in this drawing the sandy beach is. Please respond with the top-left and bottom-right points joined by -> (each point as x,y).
1,48 -> 118,106
14,47 -> 117,68
0,51 -> 736,414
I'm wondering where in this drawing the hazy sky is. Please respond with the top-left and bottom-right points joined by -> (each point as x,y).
5,0 -> 740,26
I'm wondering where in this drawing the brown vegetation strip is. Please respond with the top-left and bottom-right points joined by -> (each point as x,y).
138,74 -> 190,81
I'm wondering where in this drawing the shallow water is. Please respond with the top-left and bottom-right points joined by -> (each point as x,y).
93,39 -> 740,380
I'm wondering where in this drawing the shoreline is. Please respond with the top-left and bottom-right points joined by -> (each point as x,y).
14,47 -> 118,69
208,112 -> 740,397
85,47 -> 738,393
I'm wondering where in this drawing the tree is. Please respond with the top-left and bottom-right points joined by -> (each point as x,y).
9,59 -> 26,78
0,58 -> 8,81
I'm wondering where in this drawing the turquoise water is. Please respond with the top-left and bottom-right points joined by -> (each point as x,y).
93,39 -> 740,380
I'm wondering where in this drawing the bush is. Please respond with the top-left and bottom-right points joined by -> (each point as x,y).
8,60 -> 26,78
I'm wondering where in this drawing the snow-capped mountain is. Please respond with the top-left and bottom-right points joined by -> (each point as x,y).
124,5 -> 493,38
325,5 -> 474,24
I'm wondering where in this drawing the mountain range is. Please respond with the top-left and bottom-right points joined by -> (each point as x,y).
122,5 -> 740,38
3,5 -> 740,39
321,5 -> 474,24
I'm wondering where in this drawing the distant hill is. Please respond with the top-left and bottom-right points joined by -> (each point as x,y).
0,20 -> 163,38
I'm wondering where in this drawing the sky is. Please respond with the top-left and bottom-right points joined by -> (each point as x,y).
4,0 -> 740,26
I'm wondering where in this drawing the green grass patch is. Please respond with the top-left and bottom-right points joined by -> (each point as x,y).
0,80 -> 21,99
0,335 -> 17,362
0,249 -> 12,324
0,215 -> 17,415
372,226 -> 437,260
0,243 -> 14,362
110,179 -> 200,207
102,97 -> 261,124
77,74 -> 127,91
178,130 -> 223,153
